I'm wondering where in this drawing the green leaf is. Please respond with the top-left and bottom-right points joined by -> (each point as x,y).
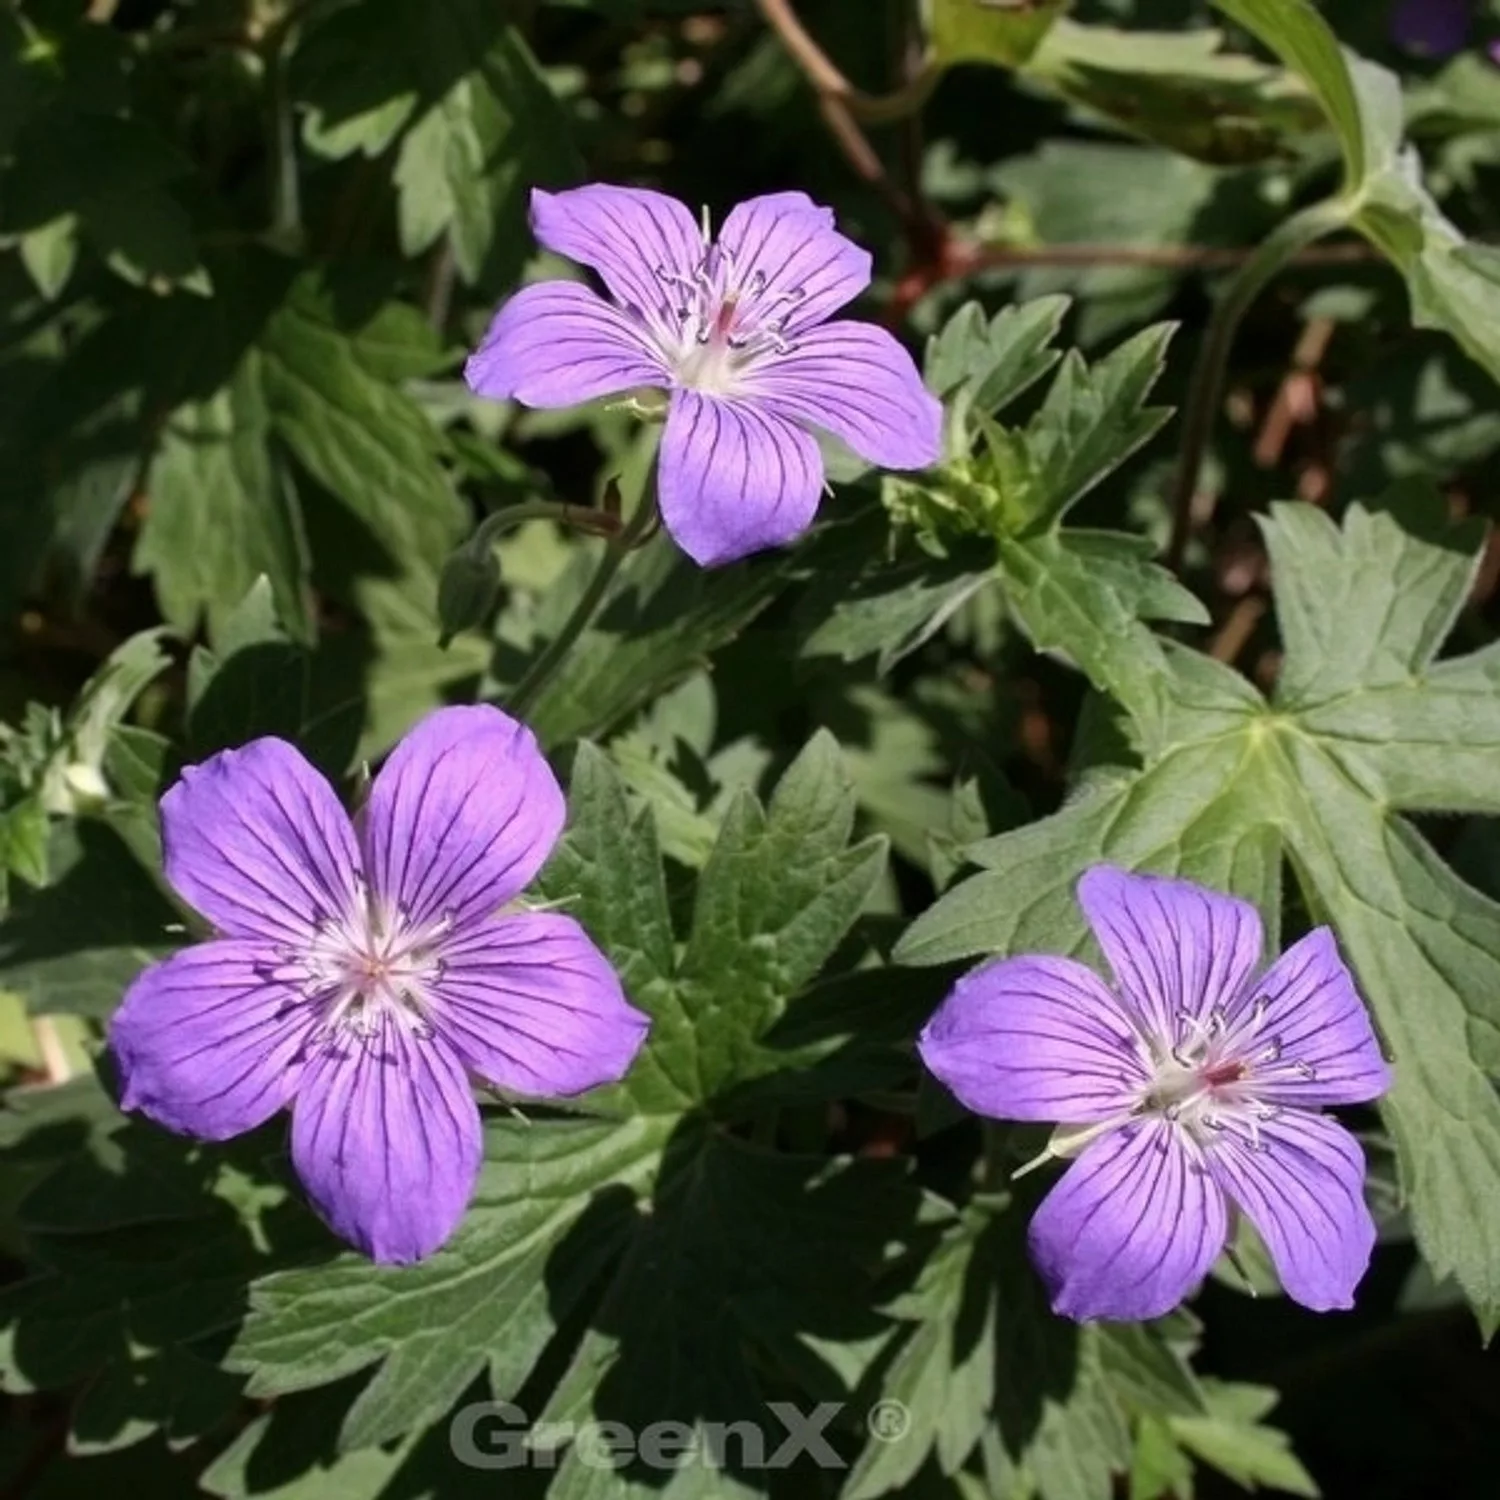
605,731 -> 728,870
0,1172 -> 320,1394
900,318 -> 1182,695
899,487 -> 1500,1328
70,1346 -> 242,1456
991,143 -> 1249,343
228,1115 -> 663,1450
535,741 -> 677,1019
1209,0 -> 1500,386
186,580 -> 363,777
1024,20 -> 1324,165
924,297 -> 1070,419
905,320 -> 1175,548
517,534 -> 799,750
535,1128 -> 924,1500
135,358 -> 312,641
798,552 -> 992,671
1096,1325 -> 1206,1420
14,628 -> 176,822
929,0 -> 1067,70
393,28 -> 581,289
998,323 -> 1176,534
1061,533 -> 1210,630
258,276 -> 466,584
1129,1417 -> 1195,1500
844,1195 -> 1191,1500
230,1128 -> 928,1486
18,214 -> 79,300
540,736 -> 888,1115
987,1196 -> 1131,1500
1169,1380 -> 1318,1497
67,631 -> 175,772
2,107 -> 207,293
1356,147 -> 1500,387
806,303 -> 1178,676
993,531 -> 1176,736
19,1123 -> 236,1236
1,799 -> 49,892
792,501 -> 997,673
295,1 -> 578,289
199,1389 -> 421,1500
842,1212 -> 996,1499
676,732 -> 886,1102
0,820 -> 179,1018
1208,0 -> 1369,182
1255,485 -> 1482,705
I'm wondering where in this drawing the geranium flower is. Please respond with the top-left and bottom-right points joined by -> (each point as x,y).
465,185 -> 943,567
110,706 -> 649,1263
1390,0 -> 1470,56
918,866 -> 1391,1321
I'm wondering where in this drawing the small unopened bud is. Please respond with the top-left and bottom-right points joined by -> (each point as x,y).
436,538 -> 501,648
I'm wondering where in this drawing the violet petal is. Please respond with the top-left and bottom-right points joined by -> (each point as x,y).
433,912 -> 650,1098
1390,0 -> 1470,56
160,738 -> 362,945
1235,928 -> 1391,1106
1207,1109 -> 1377,1311
715,191 -> 871,333
1077,865 -> 1263,1048
747,319 -> 943,471
291,1019 -> 482,1264
110,941 -> 315,1140
658,390 -> 824,566
918,955 -> 1148,1123
465,281 -> 670,408
530,184 -> 703,328
1029,1118 -> 1228,1321
361,704 -> 565,931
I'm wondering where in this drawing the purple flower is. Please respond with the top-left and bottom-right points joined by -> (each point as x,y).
109,706 -> 649,1264
918,867 -> 1391,1322
1390,0 -> 1470,56
465,185 -> 943,568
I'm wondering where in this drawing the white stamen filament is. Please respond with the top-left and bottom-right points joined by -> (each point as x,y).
647,238 -> 807,396
281,898 -> 453,1043
1130,990 -> 1310,1153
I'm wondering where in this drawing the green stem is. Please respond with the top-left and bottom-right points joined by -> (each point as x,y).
1165,198 -> 1352,572
981,1123 -> 1010,1194
505,491 -> 657,717
474,499 -> 622,548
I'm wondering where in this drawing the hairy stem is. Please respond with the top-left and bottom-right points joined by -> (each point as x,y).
473,499 -> 623,549
753,0 -> 943,257
504,489 -> 657,718
1165,199 -> 1352,572
754,0 -> 940,122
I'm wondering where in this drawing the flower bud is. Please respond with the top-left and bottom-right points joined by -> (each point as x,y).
436,538 -> 502,648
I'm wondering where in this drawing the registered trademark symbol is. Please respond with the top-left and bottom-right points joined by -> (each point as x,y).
866,1399 -> 911,1444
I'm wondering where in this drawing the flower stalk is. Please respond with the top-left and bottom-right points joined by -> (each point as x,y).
504,480 -> 660,718
1165,198 -> 1353,570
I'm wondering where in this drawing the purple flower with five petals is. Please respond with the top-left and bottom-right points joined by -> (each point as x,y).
109,706 -> 649,1264
465,185 -> 943,567
1390,0 -> 1470,56
918,866 -> 1391,1322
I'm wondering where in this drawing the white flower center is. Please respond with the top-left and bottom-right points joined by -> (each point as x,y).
646,240 -> 807,395
1136,996 -> 1318,1146
279,879 -> 451,1041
